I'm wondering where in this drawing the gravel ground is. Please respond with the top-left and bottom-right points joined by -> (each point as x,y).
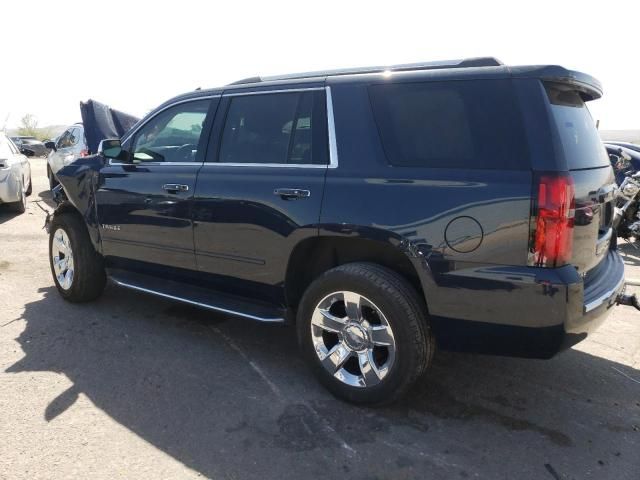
1,158 -> 639,480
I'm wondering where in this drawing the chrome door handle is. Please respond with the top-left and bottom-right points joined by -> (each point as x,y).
162,184 -> 189,193
274,188 -> 311,200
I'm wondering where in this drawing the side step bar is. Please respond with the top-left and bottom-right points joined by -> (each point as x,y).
108,269 -> 285,323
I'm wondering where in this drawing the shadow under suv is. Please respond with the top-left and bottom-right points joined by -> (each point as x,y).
46,57 -> 626,405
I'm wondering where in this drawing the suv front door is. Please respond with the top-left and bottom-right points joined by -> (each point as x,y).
96,97 -> 216,273
192,87 -> 330,304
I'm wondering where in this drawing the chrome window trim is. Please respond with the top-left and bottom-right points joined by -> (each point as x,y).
113,87 -> 341,170
120,95 -> 220,144
108,159 -> 204,167
325,86 -> 339,169
200,162 -> 328,169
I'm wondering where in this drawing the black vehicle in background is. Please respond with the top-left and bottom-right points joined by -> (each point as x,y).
10,136 -> 49,157
45,57 -> 628,405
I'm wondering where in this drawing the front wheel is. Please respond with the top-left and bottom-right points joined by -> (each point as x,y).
49,213 -> 106,302
297,263 -> 434,405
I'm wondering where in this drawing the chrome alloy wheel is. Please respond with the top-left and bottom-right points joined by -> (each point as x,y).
52,228 -> 74,290
311,291 -> 396,388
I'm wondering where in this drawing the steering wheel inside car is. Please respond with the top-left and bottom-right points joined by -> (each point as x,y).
176,144 -> 196,162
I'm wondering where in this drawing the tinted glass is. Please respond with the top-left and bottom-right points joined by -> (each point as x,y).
218,91 -> 325,165
545,83 -> 609,170
57,129 -> 74,148
132,99 -> 210,163
68,128 -> 80,146
369,79 -> 528,169
73,127 -> 87,148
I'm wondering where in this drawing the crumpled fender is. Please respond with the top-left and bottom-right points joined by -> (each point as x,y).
51,154 -> 105,252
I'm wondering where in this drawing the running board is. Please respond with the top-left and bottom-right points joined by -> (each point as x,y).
108,269 -> 285,323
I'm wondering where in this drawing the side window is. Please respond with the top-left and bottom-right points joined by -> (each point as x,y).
218,91 -> 327,165
132,99 -> 211,163
76,127 -> 86,148
57,129 -> 73,148
68,128 -> 80,146
369,79 -> 528,170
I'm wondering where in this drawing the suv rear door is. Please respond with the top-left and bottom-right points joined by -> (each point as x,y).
192,87 -> 329,304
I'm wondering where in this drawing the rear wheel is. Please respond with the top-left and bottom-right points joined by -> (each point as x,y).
297,262 -> 434,405
49,213 -> 106,302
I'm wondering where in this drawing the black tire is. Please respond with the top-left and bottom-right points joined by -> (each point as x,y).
297,262 -> 435,405
9,180 -> 26,214
49,212 -> 106,302
25,176 -> 32,196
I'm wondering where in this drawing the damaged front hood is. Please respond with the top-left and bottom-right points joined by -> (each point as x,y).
80,99 -> 140,154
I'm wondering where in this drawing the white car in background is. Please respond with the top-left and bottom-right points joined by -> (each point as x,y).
45,123 -> 88,189
0,132 -> 32,214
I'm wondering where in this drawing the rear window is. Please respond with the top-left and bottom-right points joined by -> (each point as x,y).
545,83 -> 609,170
369,79 -> 528,169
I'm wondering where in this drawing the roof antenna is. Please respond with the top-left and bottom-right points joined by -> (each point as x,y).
195,87 -> 202,91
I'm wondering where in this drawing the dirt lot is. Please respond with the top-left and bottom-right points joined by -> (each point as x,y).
1,158 -> 639,480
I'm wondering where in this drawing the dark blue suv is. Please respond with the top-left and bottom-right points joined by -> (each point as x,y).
47,57 -> 625,404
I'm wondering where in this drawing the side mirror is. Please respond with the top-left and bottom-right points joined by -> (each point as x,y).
44,141 -> 56,151
98,138 -> 125,160
21,148 -> 35,157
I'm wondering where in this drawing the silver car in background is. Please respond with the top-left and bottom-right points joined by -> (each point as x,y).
0,132 -> 32,214
45,123 -> 88,189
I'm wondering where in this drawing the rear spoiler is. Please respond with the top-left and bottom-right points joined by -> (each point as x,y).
509,65 -> 603,101
79,100 -> 140,154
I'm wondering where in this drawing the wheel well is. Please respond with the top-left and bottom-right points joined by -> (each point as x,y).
54,201 -> 81,218
285,237 -> 426,313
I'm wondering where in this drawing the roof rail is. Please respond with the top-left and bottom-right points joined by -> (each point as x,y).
229,57 -> 503,85
228,76 -> 262,86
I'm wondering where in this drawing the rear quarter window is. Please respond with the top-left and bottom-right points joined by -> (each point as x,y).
545,83 -> 609,170
369,79 -> 528,169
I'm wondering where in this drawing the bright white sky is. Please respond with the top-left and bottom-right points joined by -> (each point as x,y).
1,0 -> 638,130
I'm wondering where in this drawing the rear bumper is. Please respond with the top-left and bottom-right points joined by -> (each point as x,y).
427,249 -> 625,358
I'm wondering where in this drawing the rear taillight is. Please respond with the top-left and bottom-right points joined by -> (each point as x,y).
529,173 -> 575,268
79,149 -> 89,157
